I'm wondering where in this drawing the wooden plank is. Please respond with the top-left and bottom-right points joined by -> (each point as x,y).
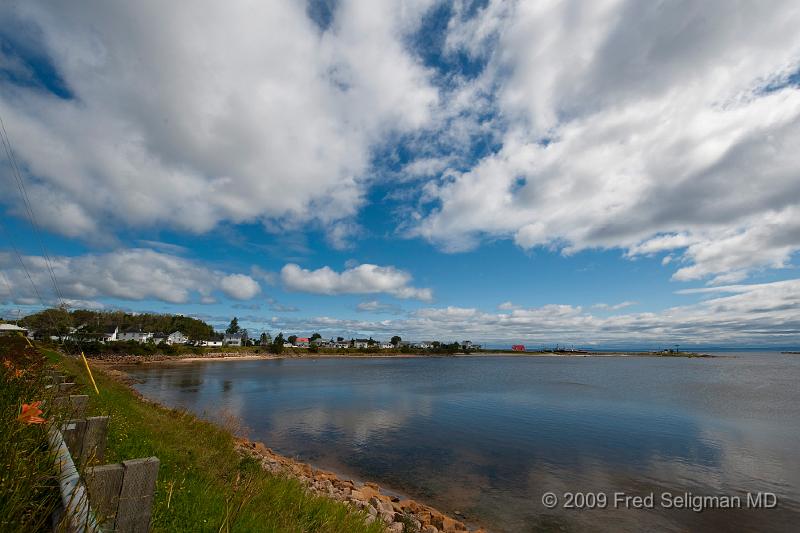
52,394 -> 88,419
85,463 -> 125,529
59,382 -> 78,394
80,416 -> 109,465
114,457 -> 160,533
62,419 -> 87,458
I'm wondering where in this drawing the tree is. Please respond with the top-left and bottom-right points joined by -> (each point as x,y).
310,332 -> 321,341
287,335 -> 298,345
259,332 -> 271,346
270,332 -> 285,354
337,336 -> 344,342
226,317 -> 240,335
391,335 -> 401,346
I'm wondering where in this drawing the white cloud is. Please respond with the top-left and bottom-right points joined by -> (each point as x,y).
0,0 -> 438,242
356,299 -> 405,314
593,301 -> 637,311
497,301 -> 520,310
281,263 -> 432,301
219,274 -> 261,300
414,0 -> 800,283
0,248 -> 260,304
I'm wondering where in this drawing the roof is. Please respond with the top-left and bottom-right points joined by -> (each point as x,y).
296,337 -> 310,342
0,323 -> 27,332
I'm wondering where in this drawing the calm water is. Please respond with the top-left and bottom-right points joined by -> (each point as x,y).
122,353 -> 800,532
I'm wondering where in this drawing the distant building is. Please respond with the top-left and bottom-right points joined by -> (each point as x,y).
295,337 -> 310,348
118,328 -> 154,343
412,341 -> 434,349
102,325 -> 119,343
200,339 -> 223,347
380,342 -> 394,349
223,333 -> 244,346
0,323 -> 27,336
352,338 -> 371,349
512,344 -> 526,351
167,331 -> 188,345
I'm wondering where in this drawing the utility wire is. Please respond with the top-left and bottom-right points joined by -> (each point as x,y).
0,112 -> 66,307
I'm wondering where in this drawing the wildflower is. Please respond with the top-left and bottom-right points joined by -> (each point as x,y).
2,360 -> 12,369
18,401 -> 46,425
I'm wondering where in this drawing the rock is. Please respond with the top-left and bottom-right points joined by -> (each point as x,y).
387,523 -> 404,533
365,515 -> 375,525
367,505 -> 378,516
350,489 -> 365,501
360,485 -> 380,500
380,511 -> 395,524
422,526 -> 439,533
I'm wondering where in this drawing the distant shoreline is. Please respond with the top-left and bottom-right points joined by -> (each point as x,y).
93,349 -> 713,365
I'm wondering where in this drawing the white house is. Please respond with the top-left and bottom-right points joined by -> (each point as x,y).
167,331 -> 188,345
118,328 -> 154,343
352,339 -> 371,349
223,333 -> 244,346
0,323 -> 27,336
413,341 -> 434,349
380,342 -> 394,349
200,339 -> 223,347
102,325 -> 119,343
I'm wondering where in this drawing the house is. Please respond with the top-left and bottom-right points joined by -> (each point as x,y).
461,340 -> 481,351
102,325 -> 119,343
511,344 -> 526,351
118,328 -> 154,343
0,323 -> 28,337
152,333 -> 168,344
223,333 -> 244,346
283,342 -> 294,348
294,337 -> 310,348
380,342 -> 394,349
412,341 -> 434,349
352,338 -> 371,349
167,331 -> 188,345
200,339 -> 223,347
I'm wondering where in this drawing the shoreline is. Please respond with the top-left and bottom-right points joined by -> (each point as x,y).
92,349 -> 714,365
103,361 -> 483,533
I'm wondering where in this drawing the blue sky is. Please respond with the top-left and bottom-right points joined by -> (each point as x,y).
1,1 -> 800,347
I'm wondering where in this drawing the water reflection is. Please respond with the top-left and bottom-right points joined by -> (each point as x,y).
122,354 -> 800,532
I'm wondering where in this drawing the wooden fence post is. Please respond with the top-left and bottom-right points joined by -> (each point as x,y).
114,457 -> 160,533
80,416 -> 109,465
84,463 -> 125,528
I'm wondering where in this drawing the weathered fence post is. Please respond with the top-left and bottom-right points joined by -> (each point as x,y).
113,457 -> 160,533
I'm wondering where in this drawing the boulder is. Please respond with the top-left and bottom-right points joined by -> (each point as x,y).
387,523 -> 404,533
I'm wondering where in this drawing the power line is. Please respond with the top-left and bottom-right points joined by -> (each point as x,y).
0,112 -> 66,307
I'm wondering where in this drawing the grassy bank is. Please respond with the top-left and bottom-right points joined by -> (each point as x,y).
52,350 -> 384,532
0,337 -> 61,532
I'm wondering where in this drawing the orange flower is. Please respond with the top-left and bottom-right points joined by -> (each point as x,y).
18,401 -> 46,425
14,369 -> 25,378
2,360 -> 12,370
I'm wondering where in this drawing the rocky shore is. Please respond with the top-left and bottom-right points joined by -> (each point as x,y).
236,439 -> 485,533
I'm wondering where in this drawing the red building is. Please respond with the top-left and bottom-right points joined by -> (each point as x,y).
511,344 -> 526,351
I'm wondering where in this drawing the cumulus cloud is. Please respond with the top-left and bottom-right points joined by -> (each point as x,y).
262,279 -> 800,345
0,0 -> 438,242
0,248 -> 260,304
219,274 -> 261,300
281,263 -> 432,301
414,0 -> 800,284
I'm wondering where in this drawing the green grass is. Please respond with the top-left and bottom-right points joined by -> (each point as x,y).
0,337 -> 61,533
53,351 -> 385,533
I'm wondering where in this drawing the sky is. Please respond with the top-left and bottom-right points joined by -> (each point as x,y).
1,0 -> 799,347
